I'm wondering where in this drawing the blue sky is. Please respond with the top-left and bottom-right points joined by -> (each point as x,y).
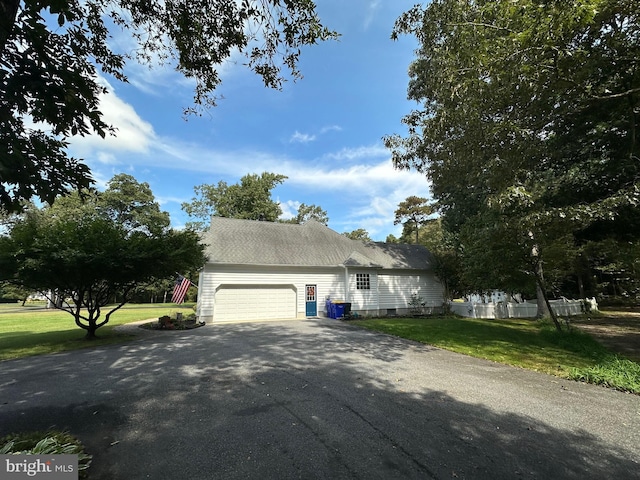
67,0 -> 430,241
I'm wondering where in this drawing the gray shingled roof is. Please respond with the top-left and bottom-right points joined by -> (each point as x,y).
201,217 -> 435,270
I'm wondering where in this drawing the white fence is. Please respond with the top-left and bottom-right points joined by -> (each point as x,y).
449,298 -> 596,319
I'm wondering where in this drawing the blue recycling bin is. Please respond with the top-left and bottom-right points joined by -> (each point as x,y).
325,299 -> 335,318
325,301 -> 352,319
333,303 -> 345,319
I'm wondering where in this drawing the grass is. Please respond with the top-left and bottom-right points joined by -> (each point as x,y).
352,315 -> 640,394
0,303 -> 196,361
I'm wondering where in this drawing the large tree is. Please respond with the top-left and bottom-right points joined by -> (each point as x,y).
393,196 -> 434,244
0,0 -> 337,212
281,203 -> 329,225
100,173 -> 170,235
182,172 -> 287,230
0,176 -> 204,338
386,0 -> 640,323
343,228 -> 371,242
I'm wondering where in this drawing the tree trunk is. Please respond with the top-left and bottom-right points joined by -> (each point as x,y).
0,0 -> 20,54
529,239 -> 562,330
81,314 -> 100,340
534,264 -> 562,331
535,262 -> 550,319
577,273 -> 585,300
85,323 -> 98,340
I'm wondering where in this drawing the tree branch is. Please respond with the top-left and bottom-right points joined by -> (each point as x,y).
0,0 -> 19,53
591,86 -> 640,101
446,22 -> 515,34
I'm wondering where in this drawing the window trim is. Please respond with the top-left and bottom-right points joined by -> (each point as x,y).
356,273 -> 371,290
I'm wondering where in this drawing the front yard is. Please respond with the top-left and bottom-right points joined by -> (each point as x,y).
352,312 -> 640,394
0,303 -> 195,361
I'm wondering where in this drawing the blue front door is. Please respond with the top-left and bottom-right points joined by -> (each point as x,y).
305,285 -> 317,316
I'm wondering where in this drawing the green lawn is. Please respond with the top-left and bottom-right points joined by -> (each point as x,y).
0,303 -> 195,361
353,316 -> 640,394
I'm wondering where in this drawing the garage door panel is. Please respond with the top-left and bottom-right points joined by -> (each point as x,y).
214,285 -> 296,321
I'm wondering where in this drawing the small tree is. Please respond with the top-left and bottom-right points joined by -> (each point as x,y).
0,182 -> 204,339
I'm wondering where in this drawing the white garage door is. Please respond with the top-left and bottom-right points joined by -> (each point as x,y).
214,285 -> 297,322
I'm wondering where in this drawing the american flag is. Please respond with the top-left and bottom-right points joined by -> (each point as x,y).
171,275 -> 191,304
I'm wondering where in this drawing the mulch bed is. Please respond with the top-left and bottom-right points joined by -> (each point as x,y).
139,318 -> 204,331
572,310 -> 640,362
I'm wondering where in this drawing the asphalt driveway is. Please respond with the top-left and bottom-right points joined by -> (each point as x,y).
1,318 -> 638,479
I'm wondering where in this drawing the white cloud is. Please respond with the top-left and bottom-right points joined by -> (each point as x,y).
290,131 -> 317,143
69,78 -> 156,158
155,194 -> 188,207
324,144 -> 389,162
320,125 -> 342,134
278,200 -> 300,219
63,82 -> 430,240
95,152 -> 118,165
289,125 -> 342,144
364,0 -> 382,30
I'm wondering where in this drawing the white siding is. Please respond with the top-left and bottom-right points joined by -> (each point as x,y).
347,269 -> 378,312
196,264 -> 446,322
198,264 -> 346,322
378,271 -> 445,313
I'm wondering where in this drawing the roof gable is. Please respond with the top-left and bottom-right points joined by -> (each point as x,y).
201,217 -> 435,270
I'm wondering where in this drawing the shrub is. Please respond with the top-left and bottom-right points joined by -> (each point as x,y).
0,431 -> 92,478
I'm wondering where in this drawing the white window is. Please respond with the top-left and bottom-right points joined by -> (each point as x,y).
356,273 -> 370,290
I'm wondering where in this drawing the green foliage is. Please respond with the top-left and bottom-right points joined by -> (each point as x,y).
342,228 -> 372,242
409,218 -> 465,298
354,316 -> 640,394
386,0 -> 640,304
0,174 -> 204,338
1,0 -> 337,212
408,293 -> 426,315
182,172 -> 287,230
100,173 -> 170,235
281,203 -> 329,225
570,356 -> 640,394
393,196 -> 434,244
0,282 -> 29,303
385,234 -> 399,243
0,431 -> 92,477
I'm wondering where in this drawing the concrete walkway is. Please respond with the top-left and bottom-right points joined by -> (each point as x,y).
1,318 -> 638,479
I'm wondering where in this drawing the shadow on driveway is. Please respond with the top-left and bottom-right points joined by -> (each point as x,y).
1,318 -> 638,479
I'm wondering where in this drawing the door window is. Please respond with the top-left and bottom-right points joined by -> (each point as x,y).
306,285 -> 316,302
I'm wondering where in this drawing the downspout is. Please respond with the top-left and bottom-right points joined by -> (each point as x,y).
343,265 -> 350,303
376,268 -> 380,316
196,271 -> 204,319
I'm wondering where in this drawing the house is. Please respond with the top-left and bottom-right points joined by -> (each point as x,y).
196,217 -> 445,322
